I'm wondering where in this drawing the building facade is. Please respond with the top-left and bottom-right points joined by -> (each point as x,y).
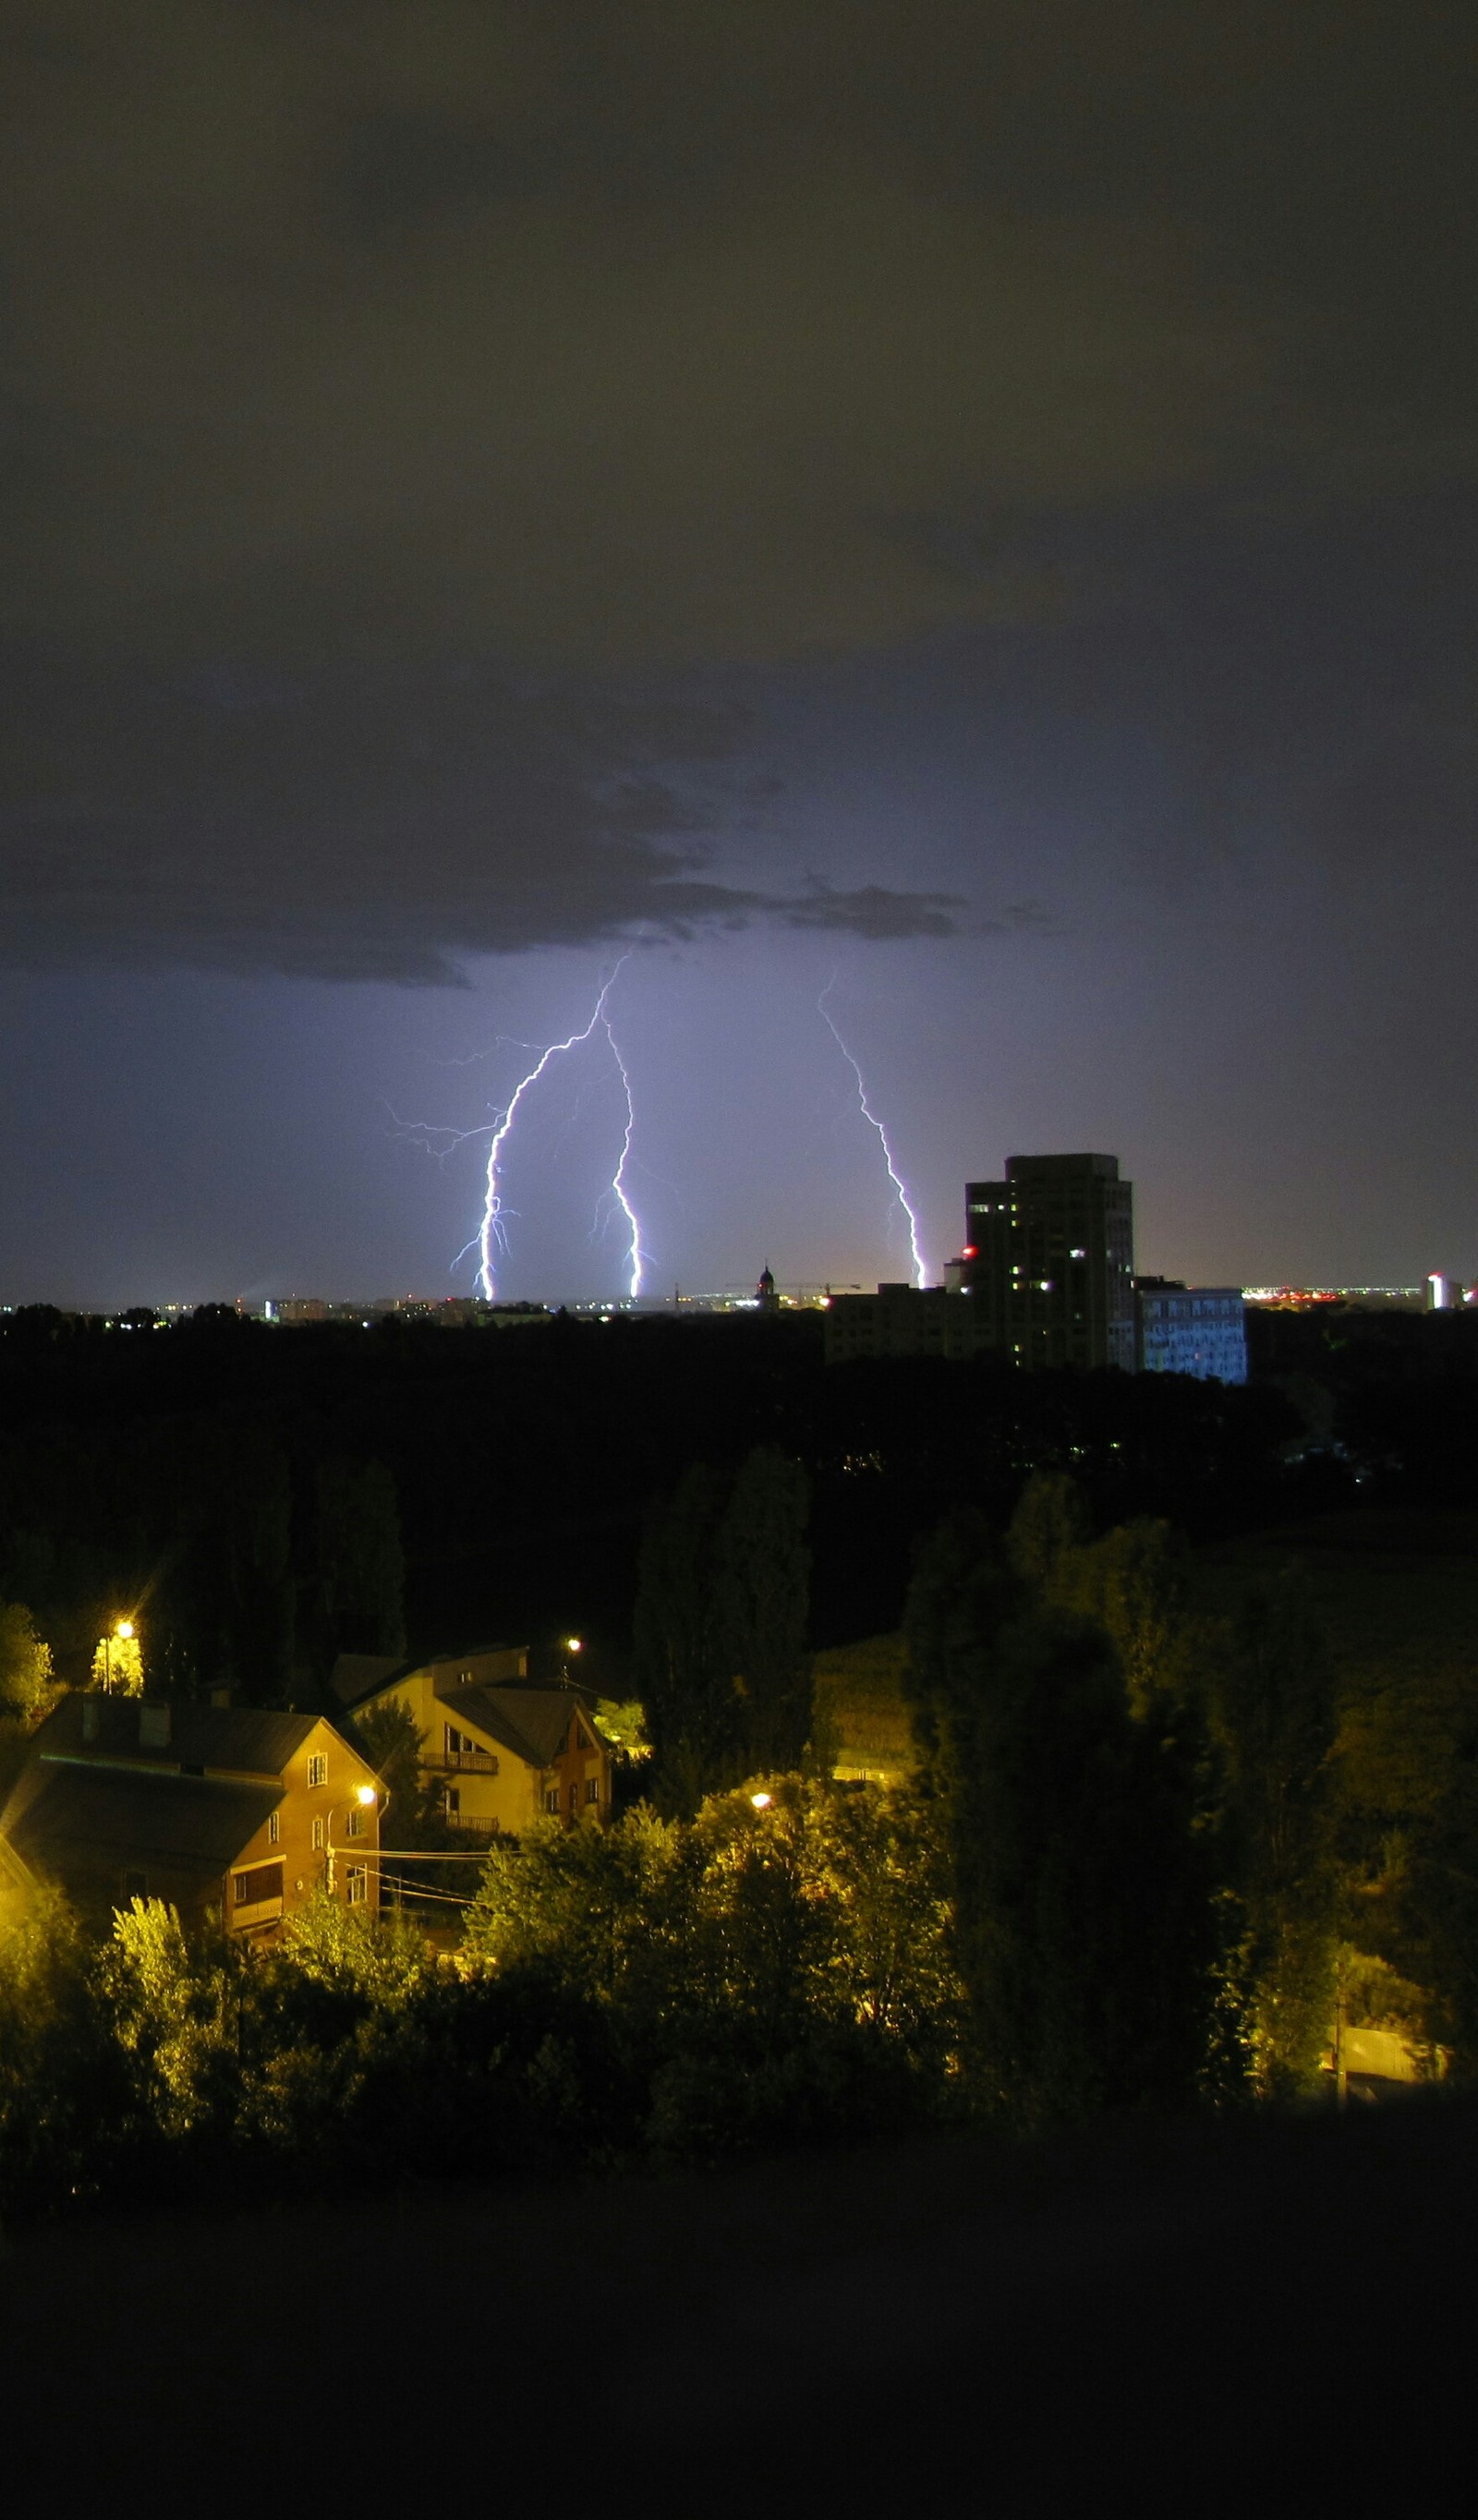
1134,1279 -> 1248,1383
340,1645 -> 612,1833
0,1696 -> 383,1934
823,1280 -> 993,1364
963,1153 -> 1136,1371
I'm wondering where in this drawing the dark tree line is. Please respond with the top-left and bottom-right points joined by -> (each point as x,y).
633,1446 -> 814,1811
905,1478 -> 1342,2126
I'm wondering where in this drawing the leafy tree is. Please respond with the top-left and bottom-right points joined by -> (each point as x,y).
1207,1578 -> 1340,2098
0,1884 -> 125,2217
632,1462 -> 735,1811
714,1448 -> 812,1775
1005,1470 -> 1090,1589
97,1898 -> 240,2141
906,1495 -> 1218,2126
0,1599 -> 60,1728
462,1803 -> 683,2001
90,1625 -> 144,1695
306,1456 -> 406,1671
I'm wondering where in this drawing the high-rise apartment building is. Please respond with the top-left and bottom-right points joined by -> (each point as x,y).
963,1154 -> 1136,1371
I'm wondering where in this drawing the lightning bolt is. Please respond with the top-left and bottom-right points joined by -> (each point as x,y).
819,976 -> 928,1288
603,1017 -> 643,1299
394,962 -> 645,1300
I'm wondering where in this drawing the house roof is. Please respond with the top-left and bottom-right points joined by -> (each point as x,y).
28,1694 -> 321,1777
5,1763 -> 282,1884
440,1681 -> 593,1770
330,1645 -> 528,1712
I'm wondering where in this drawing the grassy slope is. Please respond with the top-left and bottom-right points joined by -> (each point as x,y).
1186,1511 -> 1478,1827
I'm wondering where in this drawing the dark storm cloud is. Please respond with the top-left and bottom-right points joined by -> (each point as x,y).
1,2 -> 1472,976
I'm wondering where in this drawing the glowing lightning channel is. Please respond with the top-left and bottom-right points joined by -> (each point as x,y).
818,977 -> 928,1289
602,1011 -> 644,1298
459,958 -> 642,1301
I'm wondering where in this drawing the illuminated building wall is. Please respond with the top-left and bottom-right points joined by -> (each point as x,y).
1134,1279 -> 1247,1383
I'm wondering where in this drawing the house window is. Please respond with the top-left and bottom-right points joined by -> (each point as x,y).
568,1782 -> 578,1816
345,1866 -> 368,1907
545,1788 -> 561,1814
345,1805 -> 365,1838
311,1815 -> 325,1851
585,1777 -> 600,1805
443,1786 -> 461,1817
268,1811 -> 280,1844
307,1751 -> 328,1788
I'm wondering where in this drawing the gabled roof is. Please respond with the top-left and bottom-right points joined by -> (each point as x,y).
29,1694 -> 321,1777
5,1763 -> 282,1882
440,1681 -> 594,1771
331,1644 -> 528,1712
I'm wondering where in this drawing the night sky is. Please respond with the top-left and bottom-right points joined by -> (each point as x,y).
3,3 -> 1473,1308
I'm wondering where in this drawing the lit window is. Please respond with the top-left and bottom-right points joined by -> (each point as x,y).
345,1866 -> 368,1907
268,1811 -> 280,1844
311,1815 -> 325,1851
308,1751 -> 328,1788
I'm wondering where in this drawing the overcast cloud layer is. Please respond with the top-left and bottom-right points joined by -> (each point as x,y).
4,1 -> 1472,982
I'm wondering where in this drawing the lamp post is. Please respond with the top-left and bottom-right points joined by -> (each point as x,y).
101,1617 -> 136,1694
324,1783 -> 382,1896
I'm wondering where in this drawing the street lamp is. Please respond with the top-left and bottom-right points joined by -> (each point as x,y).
324,1783 -> 382,1895
101,1617 -> 136,1694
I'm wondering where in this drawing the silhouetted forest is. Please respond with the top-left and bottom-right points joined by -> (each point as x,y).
0,1298 -> 1428,1702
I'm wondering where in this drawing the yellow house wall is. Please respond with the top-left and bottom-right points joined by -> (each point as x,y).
225,1715 -> 382,1933
371,1673 -> 543,1834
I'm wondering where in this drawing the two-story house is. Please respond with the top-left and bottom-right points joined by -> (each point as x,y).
0,1694 -> 383,1936
335,1644 -> 612,1834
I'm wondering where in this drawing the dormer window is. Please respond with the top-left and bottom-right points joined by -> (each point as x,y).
308,1751 -> 328,1788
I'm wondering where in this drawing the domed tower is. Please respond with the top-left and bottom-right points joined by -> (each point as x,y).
756,1263 -> 779,1315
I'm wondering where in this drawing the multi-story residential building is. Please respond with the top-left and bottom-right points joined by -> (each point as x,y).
0,1695 -> 382,1934
963,1153 -> 1136,1371
1134,1279 -> 1248,1383
336,1644 -> 612,1832
823,1280 -> 993,1364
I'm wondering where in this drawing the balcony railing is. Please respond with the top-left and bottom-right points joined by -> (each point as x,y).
423,1750 -> 499,1774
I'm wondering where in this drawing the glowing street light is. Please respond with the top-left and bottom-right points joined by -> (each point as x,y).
324,1784 -> 384,1895
101,1616 -> 139,1694
750,1791 -> 773,1811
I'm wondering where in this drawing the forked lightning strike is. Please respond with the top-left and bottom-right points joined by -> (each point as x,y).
396,961 -> 645,1301
819,977 -> 927,1288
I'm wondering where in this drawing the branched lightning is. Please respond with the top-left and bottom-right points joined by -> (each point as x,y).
391,959 -> 646,1300
819,976 -> 927,1288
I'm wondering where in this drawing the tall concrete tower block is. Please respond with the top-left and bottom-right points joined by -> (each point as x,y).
963,1153 -> 1136,1371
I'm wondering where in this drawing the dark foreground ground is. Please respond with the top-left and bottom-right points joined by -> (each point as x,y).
4,2095 -> 1472,2512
